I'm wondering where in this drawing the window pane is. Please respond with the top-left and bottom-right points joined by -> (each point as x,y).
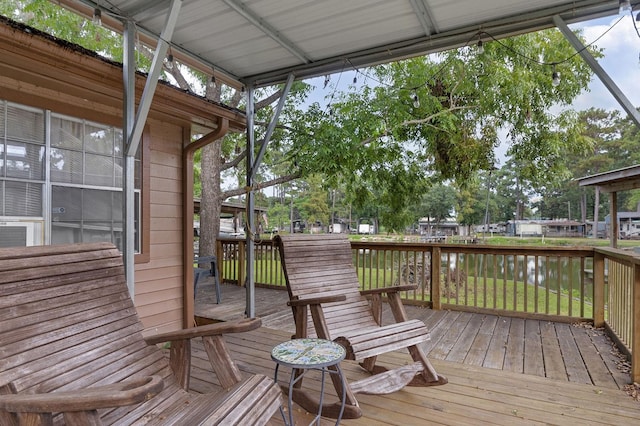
114,129 -> 123,156
50,148 -> 83,184
51,116 -> 83,150
0,101 -> 5,137
5,142 -> 44,180
5,181 -> 42,216
0,144 -> 4,177
51,186 -> 82,221
83,189 -> 118,221
7,104 -> 44,144
85,123 -> 113,155
85,153 -> 114,186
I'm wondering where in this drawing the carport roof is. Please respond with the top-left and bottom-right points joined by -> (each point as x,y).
57,0 -> 635,87
578,165 -> 640,193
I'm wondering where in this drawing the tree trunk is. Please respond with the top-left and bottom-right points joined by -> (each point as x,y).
199,141 -> 222,256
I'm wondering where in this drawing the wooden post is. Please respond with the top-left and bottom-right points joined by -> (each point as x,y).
593,250 -> 605,327
632,262 -> 640,383
238,240 -> 246,286
609,192 -> 618,248
216,239 -> 223,283
431,246 -> 441,310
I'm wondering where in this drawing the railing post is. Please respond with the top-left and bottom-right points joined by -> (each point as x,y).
216,239 -> 223,283
431,246 -> 441,310
593,250 -> 605,327
632,262 -> 640,383
238,240 -> 246,287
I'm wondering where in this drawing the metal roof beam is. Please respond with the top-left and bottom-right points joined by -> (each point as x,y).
247,0 -> 623,85
409,0 -> 439,36
222,0 -> 310,64
554,15 -> 640,129
250,72 -> 295,182
127,0 -> 182,156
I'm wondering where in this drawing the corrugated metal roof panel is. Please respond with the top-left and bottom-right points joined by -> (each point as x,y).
58,0 -> 634,85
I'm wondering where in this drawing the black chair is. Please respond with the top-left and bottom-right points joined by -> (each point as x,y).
194,255 -> 221,303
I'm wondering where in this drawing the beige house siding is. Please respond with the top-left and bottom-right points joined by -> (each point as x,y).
0,17 -> 246,335
135,120 -> 185,334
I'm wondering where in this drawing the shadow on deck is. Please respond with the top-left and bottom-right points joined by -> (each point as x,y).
192,279 -> 638,425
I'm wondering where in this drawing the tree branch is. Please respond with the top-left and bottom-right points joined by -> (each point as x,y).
221,171 -> 302,200
255,89 -> 284,110
401,106 -> 474,126
222,148 -> 247,171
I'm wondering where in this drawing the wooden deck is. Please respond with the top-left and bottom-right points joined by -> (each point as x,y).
192,280 -> 639,424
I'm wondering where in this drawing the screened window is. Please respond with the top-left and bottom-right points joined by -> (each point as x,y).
0,102 -> 45,217
50,113 -> 141,252
0,100 -> 142,252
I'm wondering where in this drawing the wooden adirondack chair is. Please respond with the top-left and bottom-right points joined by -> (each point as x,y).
274,234 -> 447,419
0,242 -> 281,425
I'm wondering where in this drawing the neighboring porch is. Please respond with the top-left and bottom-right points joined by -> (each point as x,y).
192,283 -> 639,425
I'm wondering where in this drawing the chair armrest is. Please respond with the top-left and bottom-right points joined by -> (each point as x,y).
287,294 -> 346,307
145,318 -> 261,345
360,284 -> 417,296
0,375 -> 163,413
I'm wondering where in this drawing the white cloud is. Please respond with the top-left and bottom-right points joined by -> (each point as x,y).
571,15 -> 640,113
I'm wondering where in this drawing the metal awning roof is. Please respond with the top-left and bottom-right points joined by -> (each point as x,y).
57,0 -> 635,87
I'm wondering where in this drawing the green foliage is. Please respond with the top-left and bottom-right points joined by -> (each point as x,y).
286,29 -> 595,230
419,183 -> 457,223
0,0 -> 124,61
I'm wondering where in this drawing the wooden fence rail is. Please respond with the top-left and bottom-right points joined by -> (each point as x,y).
216,237 -> 640,381
593,247 -> 640,382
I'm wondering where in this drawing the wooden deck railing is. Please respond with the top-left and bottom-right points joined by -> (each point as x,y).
215,237 -> 640,381
592,247 -> 640,382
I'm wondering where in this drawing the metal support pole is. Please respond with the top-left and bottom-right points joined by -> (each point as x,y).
244,74 -> 295,317
122,20 -> 136,298
245,84 -> 256,318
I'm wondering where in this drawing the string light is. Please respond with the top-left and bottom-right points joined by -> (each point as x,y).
353,74 -> 357,84
477,39 -> 484,54
551,65 -> 560,87
165,51 -> 174,70
208,68 -> 217,89
324,75 -> 331,89
411,90 -> 420,108
92,8 -> 102,26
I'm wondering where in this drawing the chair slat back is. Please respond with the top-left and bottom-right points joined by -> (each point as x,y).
0,243 -> 169,398
275,234 -> 378,337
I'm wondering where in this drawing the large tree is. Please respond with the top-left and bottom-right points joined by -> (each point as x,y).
3,1 -> 598,237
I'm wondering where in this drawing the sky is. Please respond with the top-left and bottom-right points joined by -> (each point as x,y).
571,13 -> 640,112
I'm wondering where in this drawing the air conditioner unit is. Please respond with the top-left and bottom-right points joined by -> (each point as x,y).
0,220 -> 44,248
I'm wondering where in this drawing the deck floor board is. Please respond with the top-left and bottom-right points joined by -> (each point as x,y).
194,282 -> 634,423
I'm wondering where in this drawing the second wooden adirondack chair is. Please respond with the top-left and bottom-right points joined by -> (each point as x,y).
274,234 -> 447,419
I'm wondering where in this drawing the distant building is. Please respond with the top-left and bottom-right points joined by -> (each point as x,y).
418,218 -> 467,237
606,212 -> 640,239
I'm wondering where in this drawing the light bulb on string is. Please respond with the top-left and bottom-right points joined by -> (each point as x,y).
353,74 -> 357,84
412,91 -> 420,108
165,52 -> 174,70
477,39 -> 484,54
93,8 -> 102,26
551,65 -> 560,87
208,75 -> 216,89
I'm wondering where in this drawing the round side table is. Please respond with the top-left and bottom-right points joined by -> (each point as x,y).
271,338 -> 347,425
